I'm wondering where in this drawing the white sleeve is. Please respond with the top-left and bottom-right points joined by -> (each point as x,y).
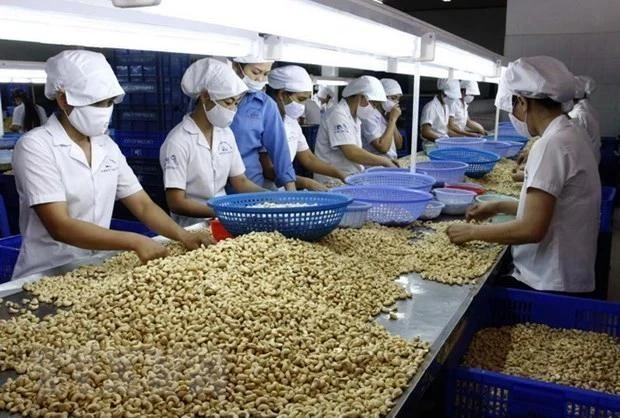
524,140 -> 567,198
160,135 -> 190,190
327,113 -> 359,148
12,136 -> 65,206
229,139 -> 246,178
297,133 -> 310,153
11,106 -> 24,127
360,117 -> 384,146
420,103 -> 435,127
37,106 -> 48,124
115,149 -> 143,200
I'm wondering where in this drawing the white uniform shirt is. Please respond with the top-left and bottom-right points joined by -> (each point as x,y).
12,114 -> 142,279
450,99 -> 469,131
512,115 -> 601,292
568,100 -> 601,163
283,115 -> 310,162
420,96 -> 453,140
303,99 -> 322,125
314,99 -> 364,182
11,103 -> 48,131
360,108 -> 397,160
160,115 -> 245,227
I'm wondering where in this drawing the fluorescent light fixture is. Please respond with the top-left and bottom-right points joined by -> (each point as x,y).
434,42 -> 498,77
143,0 -> 419,58
277,41 -> 388,72
313,77 -> 350,87
0,60 -> 46,83
0,1 -> 257,56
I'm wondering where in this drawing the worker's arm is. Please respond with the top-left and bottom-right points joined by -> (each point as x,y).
448,117 -> 478,137
296,175 -> 328,191
165,188 -> 215,219
393,128 -> 404,150
123,190 -> 212,249
421,124 -> 442,141
229,174 -> 267,193
259,152 -> 277,183
261,99 -> 296,191
296,149 -> 347,182
466,118 -> 487,135
369,105 -> 402,153
447,188 -> 554,245
339,144 -> 397,168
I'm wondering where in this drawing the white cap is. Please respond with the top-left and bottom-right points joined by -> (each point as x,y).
380,78 -> 402,96
577,75 -> 596,96
574,76 -> 586,100
181,57 -> 247,100
343,75 -> 387,101
495,56 -> 576,113
45,50 -> 125,106
268,65 -> 313,92
460,80 -> 480,96
233,54 -> 274,64
317,86 -> 335,100
437,78 -> 461,99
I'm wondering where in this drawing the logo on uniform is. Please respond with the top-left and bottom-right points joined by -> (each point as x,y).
164,154 -> 178,170
334,124 -> 349,134
101,158 -> 119,173
218,143 -> 233,154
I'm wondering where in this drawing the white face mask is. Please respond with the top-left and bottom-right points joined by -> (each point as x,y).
242,75 -> 267,92
284,99 -> 306,119
67,104 -> 114,137
357,102 -> 374,119
509,113 -> 531,138
204,102 -> 236,128
383,99 -> 397,113
464,95 -> 474,104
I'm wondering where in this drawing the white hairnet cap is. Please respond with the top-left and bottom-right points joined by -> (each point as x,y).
181,57 -> 247,100
437,78 -> 461,99
343,76 -> 387,101
494,56 -> 576,112
380,78 -> 402,96
45,50 -> 125,106
577,75 -> 597,96
460,80 -> 480,96
574,76 -> 586,100
268,65 -> 313,92
317,86 -> 335,99
233,54 -> 274,64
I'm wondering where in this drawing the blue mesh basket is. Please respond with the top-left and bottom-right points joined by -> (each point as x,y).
436,137 -> 487,150
345,172 -> 436,192
207,192 -> 352,241
480,140 -> 512,158
365,167 -> 410,173
494,133 -> 529,143
415,161 -> 469,184
504,141 -> 526,158
428,148 -> 501,179
330,185 -> 432,226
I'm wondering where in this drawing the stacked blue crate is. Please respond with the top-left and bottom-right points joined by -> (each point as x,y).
159,53 -> 191,132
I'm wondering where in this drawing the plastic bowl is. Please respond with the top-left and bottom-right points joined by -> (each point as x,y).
415,160 -> 469,184
444,182 -> 486,195
481,141 -> 512,158
475,193 -> 519,223
345,172 -> 436,192
420,200 -> 445,220
436,137 -> 487,150
428,148 -> 501,178
339,201 -> 372,228
434,188 -> 477,216
504,141 -> 526,158
365,167 -> 410,173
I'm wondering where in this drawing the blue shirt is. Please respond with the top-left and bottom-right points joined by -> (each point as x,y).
229,91 -> 295,188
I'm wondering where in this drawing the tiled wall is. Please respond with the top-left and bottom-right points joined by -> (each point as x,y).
504,0 -> 620,136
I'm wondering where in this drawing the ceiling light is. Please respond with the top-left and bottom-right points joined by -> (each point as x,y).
0,60 -> 46,83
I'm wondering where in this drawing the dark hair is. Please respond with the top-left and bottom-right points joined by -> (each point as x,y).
12,89 -> 41,131
512,95 -> 562,111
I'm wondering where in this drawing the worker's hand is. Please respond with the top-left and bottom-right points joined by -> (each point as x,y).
298,177 -> 328,191
516,150 -> 529,166
382,158 -> 399,168
446,223 -> 475,245
465,202 -> 498,222
133,237 -> 169,264
512,170 -> 524,182
388,104 -> 402,122
180,230 -> 214,250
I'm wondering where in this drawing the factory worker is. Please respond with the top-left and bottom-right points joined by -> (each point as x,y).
230,54 -> 296,192
10,89 -> 47,133
447,56 -> 601,294
569,75 -> 601,162
304,86 -> 337,125
11,50 -> 211,279
265,65 -> 346,191
420,79 -> 461,141
358,78 -> 404,160
448,80 -> 487,137
160,58 -> 266,227
314,76 -> 398,183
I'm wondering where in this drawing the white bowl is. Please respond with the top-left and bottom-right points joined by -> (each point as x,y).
420,200 -> 445,220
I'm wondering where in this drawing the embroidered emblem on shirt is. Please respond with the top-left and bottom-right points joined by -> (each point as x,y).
101,158 -> 119,173
164,154 -> 178,170
334,124 -> 349,134
218,142 -> 233,155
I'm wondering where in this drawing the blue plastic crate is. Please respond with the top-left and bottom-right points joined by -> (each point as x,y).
600,186 -> 616,234
0,235 -> 21,283
445,287 -> 620,418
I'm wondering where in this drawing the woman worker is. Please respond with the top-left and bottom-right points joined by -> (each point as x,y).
264,65 -> 346,191
10,89 -> 48,133
448,80 -> 487,137
11,50 -> 210,279
229,54 -> 296,191
358,78 -> 404,161
313,76 -> 398,183
419,79 -> 461,142
160,58 -> 266,227
447,56 -> 601,294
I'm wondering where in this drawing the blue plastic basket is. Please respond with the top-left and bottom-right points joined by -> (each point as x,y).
0,235 -> 21,283
345,172 -> 436,192
428,148 -> 501,179
504,141 -> 525,158
494,133 -> 529,143
415,161 -> 469,184
436,137 -> 487,150
600,186 -> 616,234
207,192 -> 352,241
365,167 -> 410,173
330,185 -> 432,226
480,140 -> 512,158
445,287 -> 620,418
